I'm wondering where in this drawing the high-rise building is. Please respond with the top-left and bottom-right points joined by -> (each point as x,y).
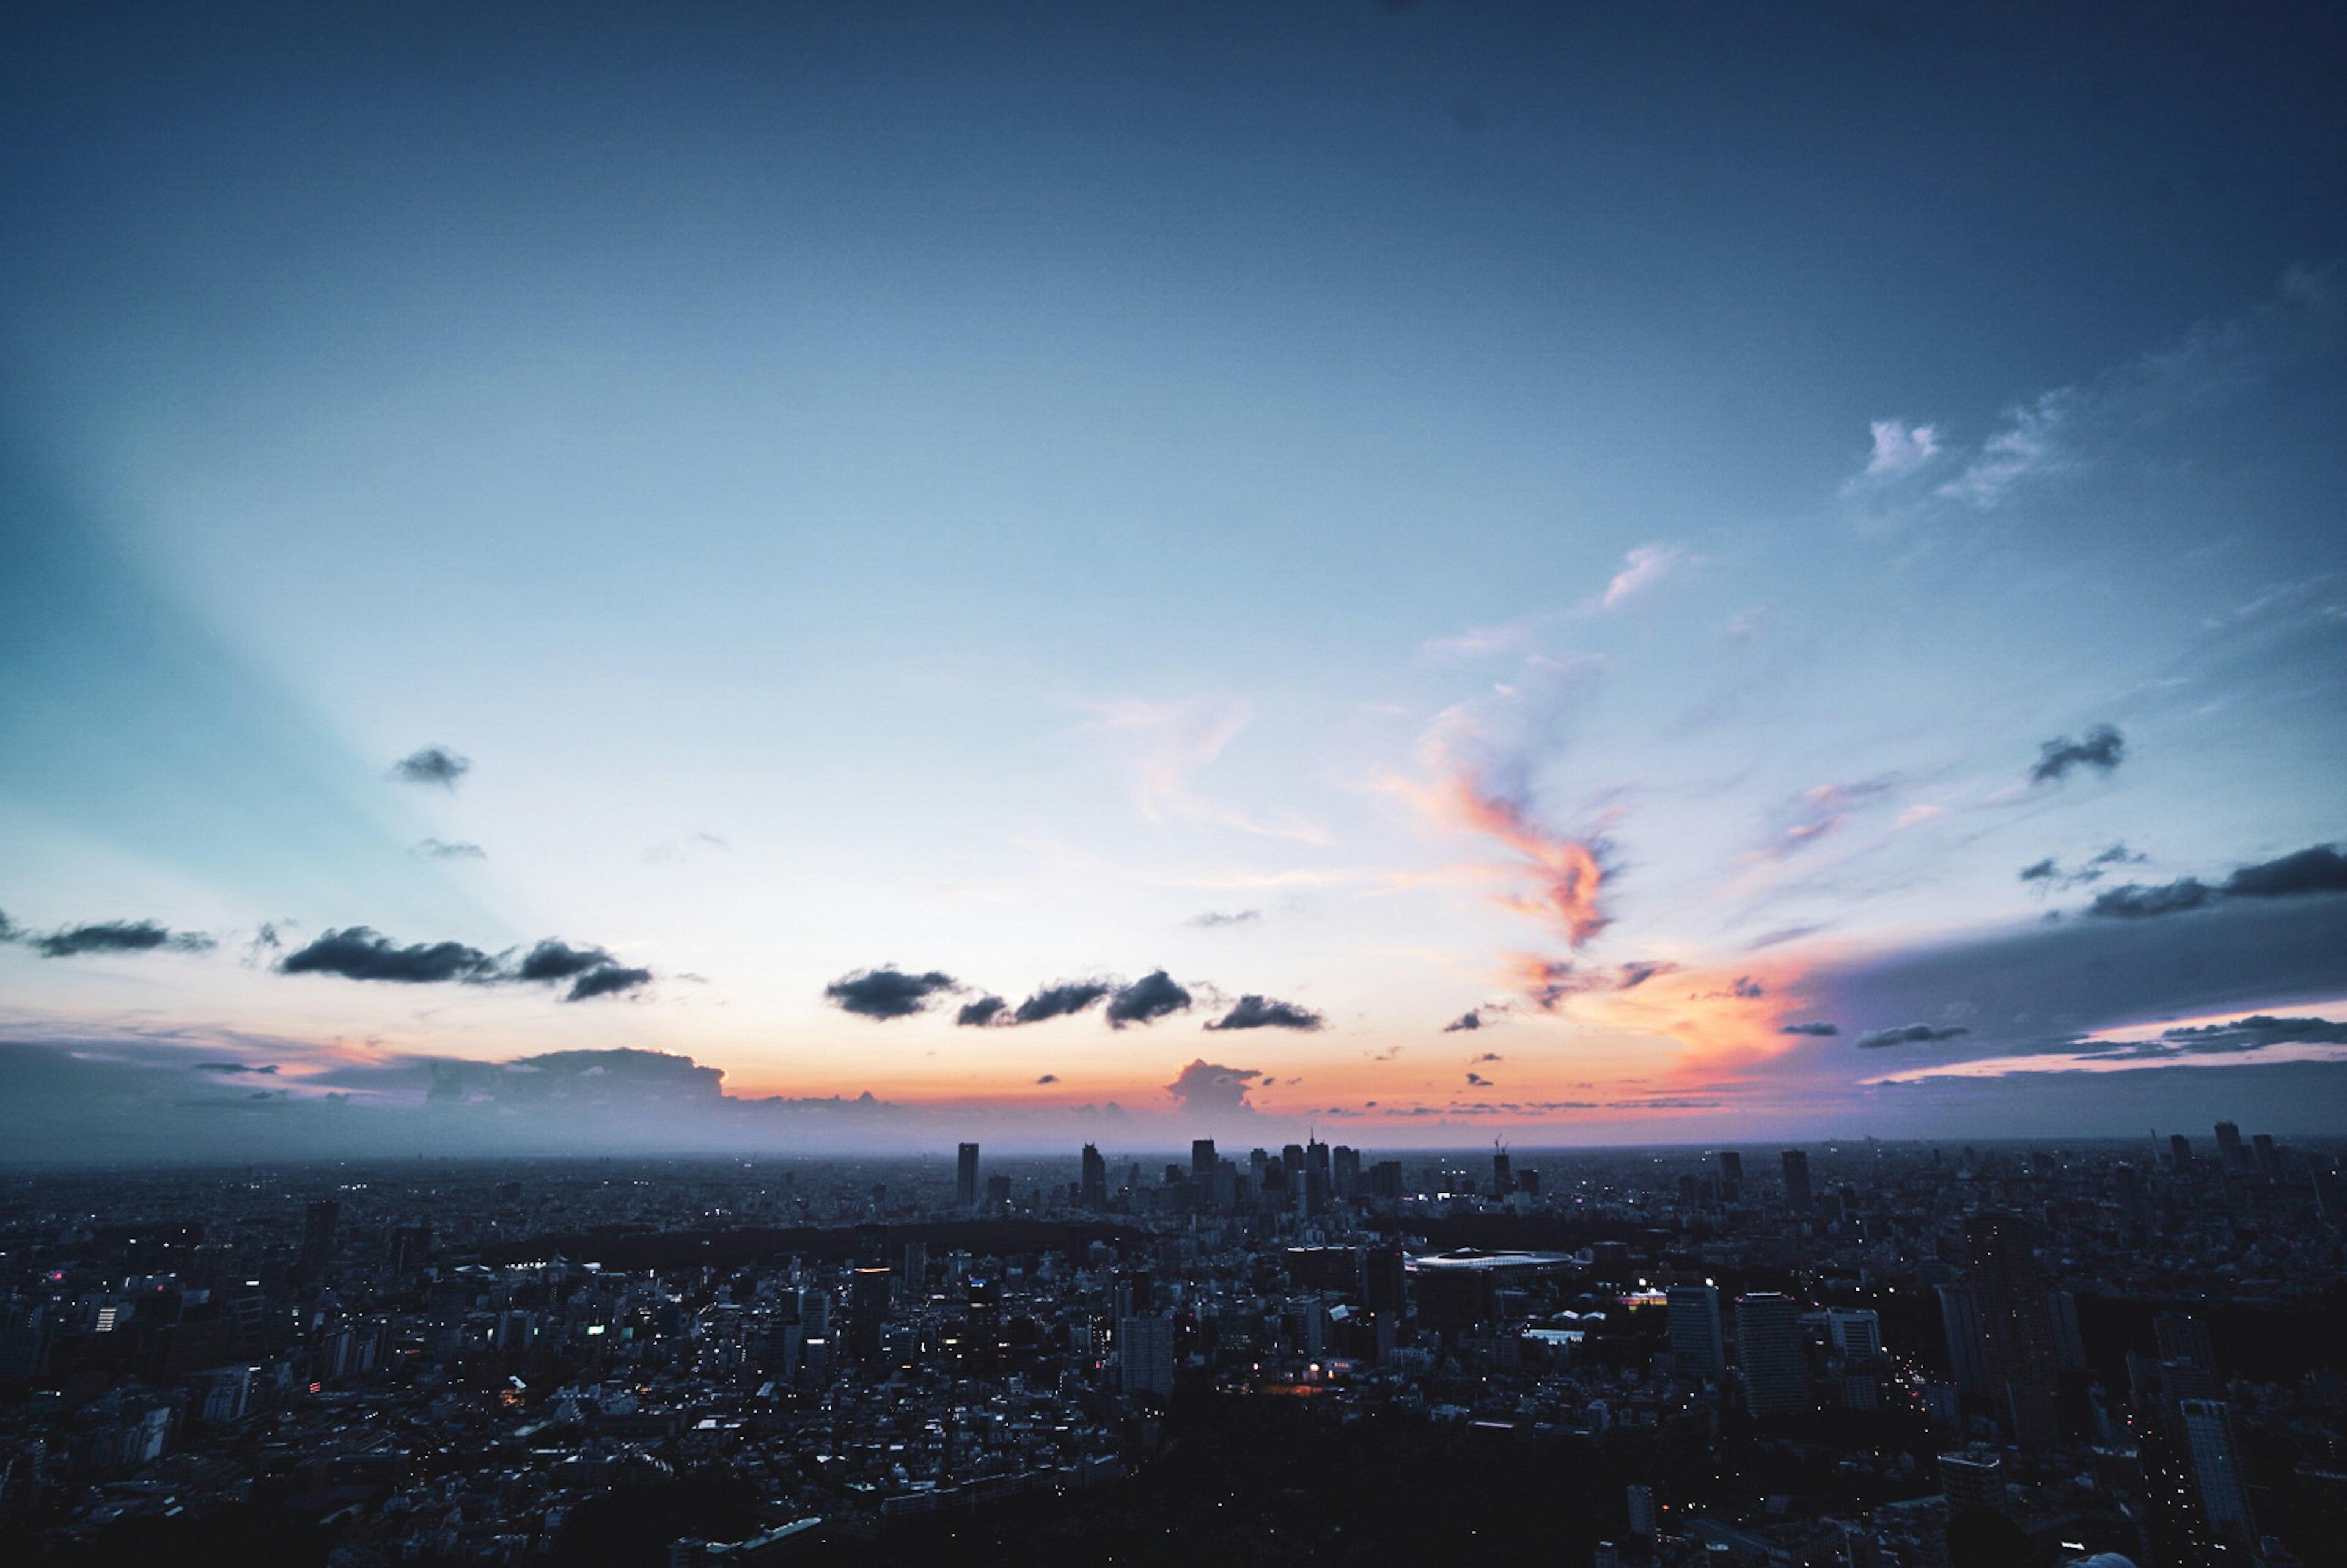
1939,1450 -> 2006,1516
1717,1150 -> 1743,1200
849,1265 -> 891,1363
2213,1120 -> 2247,1174
1080,1144 -> 1107,1210
2252,1132 -> 2285,1182
1736,1292 -> 1812,1418
1492,1148 -> 1514,1196
2179,1399 -> 2253,1539
1825,1307 -> 1882,1361
1667,1286 -> 1725,1381
901,1241 -> 928,1294
984,1173 -> 1011,1211
2154,1311 -> 2214,1372
299,1199 -> 340,1277
1370,1160 -> 1404,1200
1781,1149 -> 1813,1214
1119,1314 -> 1175,1401
955,1143 -> 980,1209
1191,1138 -> 1218,1182
1964,1212 -> 2059,1413
2169,1132 -> 2192,1172
1626,1483 -> 1657,1538
1332,1145 -> 1360,1198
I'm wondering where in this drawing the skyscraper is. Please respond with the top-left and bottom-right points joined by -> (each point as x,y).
1825,1307 -> 1882,1361
298,1199 -> 340,1277
1717,1150 -> 1743,1200
1781,1149 -> 1813,1214
2179,1399 -> 2253,1540
2169,1132 -> 2192,1172
1736,1292 -> 1812,1417
1667,1284 -> 1725,1380
1939,1450 -> 2006,1516
1119,1314 -> 1175,1401
1936,1286 -> 1990,1399
2213,1120 -> 2247,1174
1191,1138 -> 1218,1182
849,1265 -> 891,1364
1492,1147 -> 1514,1196
1080,1144 -> 1107,1210
1331,1145 -> 1360,1198
955,1143 -> 980,1209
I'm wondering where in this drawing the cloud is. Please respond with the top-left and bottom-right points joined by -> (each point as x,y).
13,919 -> 216,959
1012,980 -> 1115,1025
1779,1022 -> 1840,1036
1854,1022 -> 1973,1049
1733,975 -> 1763,999
956,995 -> 1009,1027
1205,994 -> 1326,1031
2087,843 -> 2347,920
1758,777 -> 1899,859
411,838 -> 487,860
1164,1058 -> 1261,1113
1862,419 -> 1940,477
2029,723 -> 2126,785
514,939 -> 625,983
1189,909 -> 1262,929
1107,970 -> 1193,1028
1938,392 -> 2068,507
823,967 -> 960,1020
2087,878 -> 2219,919
564,965 -> 650,1002
1080,697 -> 1323,842
1472,1052 -> 1502,1062
1035,1074 -> 1059,1085
1442,1010 -> 1483,1033
195,1061 -> 277,1074
1600,543 -> 1682,610
1618,960 -> 1680,991
1465,1071 -> 1491,1086
2225,843 -> 2347,898
389,746 -> 471,788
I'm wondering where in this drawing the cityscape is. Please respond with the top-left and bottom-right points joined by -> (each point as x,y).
4,1121 -> 2342,1565
6,2 -> 2347,1566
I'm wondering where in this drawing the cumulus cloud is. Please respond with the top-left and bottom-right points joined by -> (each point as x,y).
823,967 -> 959,1020
1012,981 -> 1115,1025
1107,970 -> 1192,1028
514,939 -> 624,983
1862,419 -> 1940,477
564,965 -> 651,1002
2087,843 -> 2347,921
1206,994 -> 1325,1031
1780,1021 -> 1840,1036
1164,1058 -> 1261,1113
279,928 -> 501,983
1442,1010 -> 1484,1033
1189,909 -> 1262,929
1939,392 -> 2069,507
956,995 -> 1009,1028
1855,1022 -> 1974,1049
10,918 -> 216,959
2029,724 -> 2125,784
411,838 -> 487,860
390,746 -> 471,788
1465,1071 -> 1492,1086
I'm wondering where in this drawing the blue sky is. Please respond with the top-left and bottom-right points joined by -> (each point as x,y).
3,1 -> 2345,1156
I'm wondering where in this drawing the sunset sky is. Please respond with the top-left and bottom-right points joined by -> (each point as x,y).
4,1 -> 2346,1156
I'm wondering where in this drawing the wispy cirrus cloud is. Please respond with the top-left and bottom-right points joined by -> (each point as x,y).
1596,542 -> 1683,610
1080,697 -> 1326,843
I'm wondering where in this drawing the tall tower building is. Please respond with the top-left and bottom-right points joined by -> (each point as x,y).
1781,1149 -> 1813,1214
849,1265 -> 891,1364
1667,1285 -> 1725,1380
955,1143 -> 980,1210
1080,1144 -> 1108,1210
2169,1132 -> 2192,1172
1491,1146 -> 1514,1196
1939,1450 -> 2006,1516
2213,1121 -> 2247,1173
299,1199 -> 340,1277
1736,1292 -> 1812,1418
1191,1138 -> 1218,1182
1937,1286 -> 1990,1398
1825,1307 -> 1882,1361
2178,1399 -> 2253,1540
1119,1314 -> 1175,1401
1717,1149 -> 1743,1200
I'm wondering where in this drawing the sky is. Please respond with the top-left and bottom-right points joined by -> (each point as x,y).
3,0 -> 2346,1160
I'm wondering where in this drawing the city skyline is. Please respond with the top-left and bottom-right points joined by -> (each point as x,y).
6,2 -> 2347,1157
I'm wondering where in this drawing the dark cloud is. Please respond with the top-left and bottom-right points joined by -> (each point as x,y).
2029,723 -> 2125,784
195,1061 -> 277,1074
1012,981 -> 1114,1025
1465,1071 -> 1491,1086
565,965 -> 650,1002
1780,1021 -> 1840,1036
1164,1058 -> 1260,1113
2115,1013 -> 2347,1058
2088,878 -> 2219,919
1617,960 -> 1680,991
1732,975 -> 1764,999
1472,1052 -> 1502,1062
1442,1010 -> 1484,1032
21,920 -> 215,959
281,928 -> 502,984
1189,910 -> 1261,929
2225,843 -> 2347,898
515,939 -> 622,982
1106,970 -> 1192,1028
823,967 -> 959,1020
411,838 -> 487,860
1854,1022 -> 1973,1049
955,995 -> 1009,1028
2019,858 -> 2059,883
390,746 -> 471,788
1035,1074 -> 1059,1084
1205,994 -> 1325,1031
2023,843 -> 2145,888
